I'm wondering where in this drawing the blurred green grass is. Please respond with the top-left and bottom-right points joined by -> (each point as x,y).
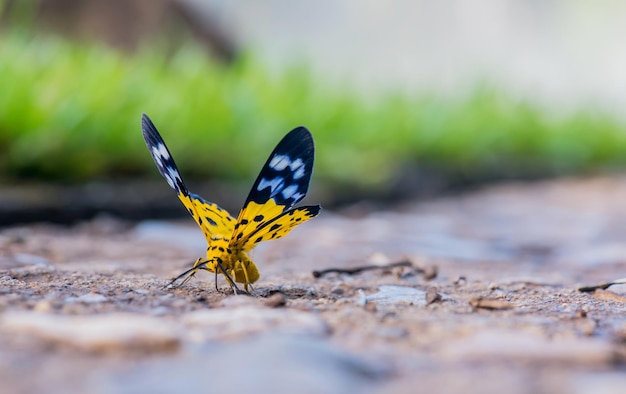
2,29 -> 626,191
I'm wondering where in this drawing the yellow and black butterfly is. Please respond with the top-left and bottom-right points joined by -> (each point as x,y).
141,114 -> 321,293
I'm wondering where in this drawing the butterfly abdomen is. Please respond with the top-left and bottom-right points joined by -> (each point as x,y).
203,238 -> 261,285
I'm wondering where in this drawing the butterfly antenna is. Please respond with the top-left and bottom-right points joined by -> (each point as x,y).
165,267 -> 195,288
165,259 -> 209,289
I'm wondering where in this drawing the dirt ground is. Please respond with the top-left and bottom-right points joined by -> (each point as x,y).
1,176 -> 626,394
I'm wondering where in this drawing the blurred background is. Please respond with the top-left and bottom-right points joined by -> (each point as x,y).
2,0 -> 626,224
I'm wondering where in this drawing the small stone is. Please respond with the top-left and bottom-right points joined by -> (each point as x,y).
356,289 -> 367,306
368,253 -> 390,265
0,276 -> 23,286
330,286 -> 345,296
422,265 -> 438,280
33,300 -> 53,313
454,276 -> 467,286
264,293 -> 287,308
365,285 -> 427,306
70,293 -> 108,303
425,288 -> 442,305
363,302 -> 377,313
0,312 -> 180,353
182,307 -> 329,340
469,297 -> 513,310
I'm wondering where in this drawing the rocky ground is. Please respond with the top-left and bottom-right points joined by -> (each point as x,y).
1,176 -> 626,394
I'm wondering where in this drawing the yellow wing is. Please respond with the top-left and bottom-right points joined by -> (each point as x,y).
185,193 -> 236,239
141,114 -> 236,241
236,205 -> 320,251
229,127 -> 321,250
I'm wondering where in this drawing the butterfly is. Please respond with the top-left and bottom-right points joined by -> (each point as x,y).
141,114 -> 321,293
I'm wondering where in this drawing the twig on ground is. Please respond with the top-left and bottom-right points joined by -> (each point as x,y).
577,278 -> 626,293
313,259 -> 436,279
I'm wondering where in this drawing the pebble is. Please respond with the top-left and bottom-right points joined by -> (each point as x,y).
0,312 -> 180,353
425,288 -> 442,305
33,300 -> 53,313
64,293 -> 108,304
469,297 -> 513,310
364,285 -> 427,306
330,286 -> 345,295
181,306 -> 330,340
0,276 -> 23,286
264,292 -> 287,308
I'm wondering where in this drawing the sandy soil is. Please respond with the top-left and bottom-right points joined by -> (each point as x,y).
1,176 -> 626,394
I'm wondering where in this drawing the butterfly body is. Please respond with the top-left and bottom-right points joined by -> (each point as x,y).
141,114 -> 320,292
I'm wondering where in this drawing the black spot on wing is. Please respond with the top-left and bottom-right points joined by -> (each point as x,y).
242,204 -> 321,247
141,114 -> 189,196
189,193 -> 233,230
269,223 -> 281,232
244,127 -> 315,209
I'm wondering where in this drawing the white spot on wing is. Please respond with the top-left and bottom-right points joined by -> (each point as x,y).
269,155 -> 291,171
165,166 -> 179,189
153,143 -> 170,159
289,158 -> 303,170
281,184 -> 298,199
257,177 -> 284,193
293,166 -> 305,180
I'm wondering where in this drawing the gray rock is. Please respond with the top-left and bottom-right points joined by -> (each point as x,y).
73,293 -> 108,303
0,312 -> 180,353
93,335 -> 389,394
361,285 -> 427,306
181,306 -> 330,341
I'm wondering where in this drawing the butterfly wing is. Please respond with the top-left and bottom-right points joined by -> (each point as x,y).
237,205 -> 321,250
141,114 -> 235,239
229,126 -> 320,250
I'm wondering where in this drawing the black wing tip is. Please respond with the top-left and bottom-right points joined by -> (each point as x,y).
141,113 -> 157,135
141,113 -> 152,128
306,204 -> 322,216
287,126 -> 313,141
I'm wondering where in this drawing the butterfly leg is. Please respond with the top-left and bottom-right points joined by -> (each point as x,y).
214,257 -> 242,294
235,260 -> 254,293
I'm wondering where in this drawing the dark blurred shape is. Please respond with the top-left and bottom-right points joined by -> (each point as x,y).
0,0 -> 237,62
